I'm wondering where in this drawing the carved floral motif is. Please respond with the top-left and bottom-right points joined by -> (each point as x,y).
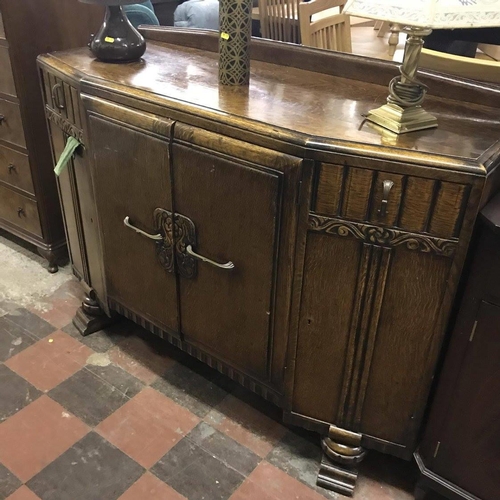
45,107 -> 84,144
309,214 -> 457,257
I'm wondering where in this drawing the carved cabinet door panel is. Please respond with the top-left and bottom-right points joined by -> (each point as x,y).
293,216 -> 456,453
171,124 -> 303,389
87,110 -> 179,335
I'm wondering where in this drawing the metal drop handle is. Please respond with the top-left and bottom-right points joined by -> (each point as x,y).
186,245 -> 234,270
378,180 -> 394,218
123,216 -> 162,240
51,83 -> 65,110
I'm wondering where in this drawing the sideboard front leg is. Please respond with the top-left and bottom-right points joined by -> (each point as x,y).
73,294 -> 116,336
317,426 -> 366,497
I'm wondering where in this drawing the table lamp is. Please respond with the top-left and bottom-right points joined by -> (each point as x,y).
343,0 -> 500,134
79,0 -> 147,62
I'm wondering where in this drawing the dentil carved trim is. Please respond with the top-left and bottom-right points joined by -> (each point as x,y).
45,106 -> 84,144
309,214 -> 457,257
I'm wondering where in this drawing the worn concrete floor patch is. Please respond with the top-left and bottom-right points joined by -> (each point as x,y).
0,231 -> 72,315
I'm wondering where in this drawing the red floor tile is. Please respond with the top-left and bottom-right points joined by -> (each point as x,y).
230,462 -> 326,500
118,472 -> 187,500
6,486 -> 41,500
108,336 -> 175,385
206,395 -> 287,458
0,396 -> 89,482
96,387 -> 199,468
5,331 -> 93,391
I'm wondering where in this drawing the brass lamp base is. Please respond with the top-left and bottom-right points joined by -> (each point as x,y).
366,102 -> 437,134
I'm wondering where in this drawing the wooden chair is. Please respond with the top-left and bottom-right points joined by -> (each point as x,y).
258,0 -> 301,43
299,0 -> 351,52
420,48 -> 500,84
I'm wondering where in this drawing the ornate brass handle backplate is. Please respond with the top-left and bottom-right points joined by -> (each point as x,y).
124,209 -> 234,279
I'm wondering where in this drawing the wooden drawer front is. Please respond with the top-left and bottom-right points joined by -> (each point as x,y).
0,46 -> 16,97
0,184 -> 42,237
42,70 -> 82,131
0,144 -> 33,194
0,98 -> 25,148
314,163 -> 469,238
0,12 -> 5,39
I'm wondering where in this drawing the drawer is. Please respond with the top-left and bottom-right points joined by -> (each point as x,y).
0,184 -> 42,237
0,46 -> 16,96
0,144 -> 34,194
0,12 -> 5,39
41,70 -> 82,131
0,98 -> 25,148
314,163 -> 469,239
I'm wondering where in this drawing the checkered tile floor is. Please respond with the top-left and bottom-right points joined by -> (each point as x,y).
0,279 -> 438,500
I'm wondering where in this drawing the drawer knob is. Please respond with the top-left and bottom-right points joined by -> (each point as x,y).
51,83 -> 66,110
8,163 -> 16,173
378,180 -> 394,218
17,207 -> 25,217
0,114 -> 5,123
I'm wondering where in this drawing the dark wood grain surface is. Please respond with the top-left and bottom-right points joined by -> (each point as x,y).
42,40 -> 500,166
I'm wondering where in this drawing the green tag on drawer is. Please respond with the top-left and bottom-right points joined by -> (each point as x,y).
54,136 -> 81,176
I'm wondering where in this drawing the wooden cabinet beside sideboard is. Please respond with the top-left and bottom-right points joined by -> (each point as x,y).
0,0 -> 102,271
37,28 -> 500,495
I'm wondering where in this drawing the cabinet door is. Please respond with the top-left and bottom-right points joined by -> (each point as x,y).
172,126 -> 303,387
46,120 -> 86,281
432,301 -> 500,500
88,111 -> 178,335
293,216 -> 455,450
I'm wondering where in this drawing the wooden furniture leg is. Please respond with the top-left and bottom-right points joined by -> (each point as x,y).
388,23 -> 401,56
37,244 -> 67,273
73,294 -> 116,336
316,426 -> 366,497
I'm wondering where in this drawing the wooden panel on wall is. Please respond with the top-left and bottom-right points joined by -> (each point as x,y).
399,177 -> 435,233
428,181 -> 468,238
341,167 -> 374,221
359,248 -> 452,445
293,232 -> 361,423
315,163 -> 344,216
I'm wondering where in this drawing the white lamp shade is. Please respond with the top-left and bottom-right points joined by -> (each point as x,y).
344,0 -> 500,29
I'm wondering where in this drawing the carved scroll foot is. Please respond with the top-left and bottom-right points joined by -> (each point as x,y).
73,296 -> 116,337
316,427 -> 366,497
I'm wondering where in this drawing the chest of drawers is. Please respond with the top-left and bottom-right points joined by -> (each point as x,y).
0,0 -> 102,271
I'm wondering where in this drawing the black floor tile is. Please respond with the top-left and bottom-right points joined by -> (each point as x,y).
151,437 -> 245,500
0,364 -> 41,422
48,365 -> 142,426
0,317 -> 38,362
0,462 -> 22,498
63,320 -> 134,354
4,308 -> 56,339
267,429 -> 338,499
27,432 -> 144,500
188,422 -> 260,476
152,363 -> 228,417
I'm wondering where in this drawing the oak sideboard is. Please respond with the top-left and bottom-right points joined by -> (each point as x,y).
37,28 -> 500,496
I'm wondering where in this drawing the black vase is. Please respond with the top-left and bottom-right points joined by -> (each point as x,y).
90,5 -> 146,62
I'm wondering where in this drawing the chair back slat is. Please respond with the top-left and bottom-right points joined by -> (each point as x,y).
299,0 -> 351,53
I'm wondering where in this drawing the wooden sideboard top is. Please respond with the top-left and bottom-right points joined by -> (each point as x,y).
38,28 -> 500,173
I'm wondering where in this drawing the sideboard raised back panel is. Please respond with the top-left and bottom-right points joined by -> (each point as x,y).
38,28 -> 500,494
